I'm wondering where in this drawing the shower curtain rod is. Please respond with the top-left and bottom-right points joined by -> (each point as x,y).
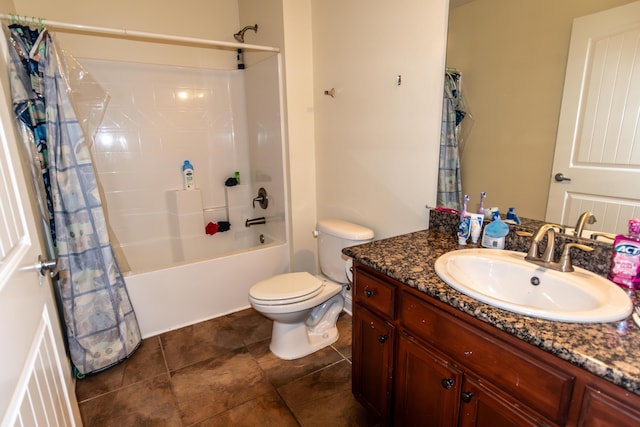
0,13 -> 280,53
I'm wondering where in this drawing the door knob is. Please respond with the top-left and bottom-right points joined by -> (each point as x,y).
35,254 -> 57,276
554,173 -> 571,182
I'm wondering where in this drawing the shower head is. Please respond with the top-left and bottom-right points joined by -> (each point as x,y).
234,24 -> 258,43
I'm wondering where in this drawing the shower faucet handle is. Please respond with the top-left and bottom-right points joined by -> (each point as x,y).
253,187 -> 269,209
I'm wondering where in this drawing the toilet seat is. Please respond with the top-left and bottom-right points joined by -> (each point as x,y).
249,272 -> 324,304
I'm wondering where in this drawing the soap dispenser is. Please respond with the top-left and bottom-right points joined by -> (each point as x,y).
182,160 -> 195,190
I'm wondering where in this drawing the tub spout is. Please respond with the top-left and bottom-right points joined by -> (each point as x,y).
245,217 -> 266,227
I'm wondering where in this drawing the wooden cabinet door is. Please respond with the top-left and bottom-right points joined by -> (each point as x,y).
458,375 -> 548,427
577,385 -> 640,427
352,304 -> 395,423
394,332 -> 463,427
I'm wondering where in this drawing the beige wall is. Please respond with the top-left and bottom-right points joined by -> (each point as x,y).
311,0 -> 449,240
280,0 -> 319,272
245,0 -> 449,269
447,0 -> 636,220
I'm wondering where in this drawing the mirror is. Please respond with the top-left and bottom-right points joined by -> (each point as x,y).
446,0 -> 637,230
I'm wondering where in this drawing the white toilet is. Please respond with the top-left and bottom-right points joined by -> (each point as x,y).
248,219 -> 374,360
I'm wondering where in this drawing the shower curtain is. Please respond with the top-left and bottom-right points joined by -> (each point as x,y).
437,71 -> 467,211
7,24 -> 141,375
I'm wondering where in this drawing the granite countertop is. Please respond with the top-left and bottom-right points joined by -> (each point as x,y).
343,227 -> 640,396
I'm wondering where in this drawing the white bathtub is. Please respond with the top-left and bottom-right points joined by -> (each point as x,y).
123,230 -> 289,338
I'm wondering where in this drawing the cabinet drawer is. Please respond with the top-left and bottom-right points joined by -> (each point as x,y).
354,268 -> 396,319
399,291 -> 575,425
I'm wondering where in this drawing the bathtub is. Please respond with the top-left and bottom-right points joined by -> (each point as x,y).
123,230 -> 289,338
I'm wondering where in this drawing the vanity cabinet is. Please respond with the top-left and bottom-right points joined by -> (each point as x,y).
352,268 -> 396,421
394,331 -> 547,427
394,332 -> 462,426
351,261 -> 640,426
352,304 -> 395,421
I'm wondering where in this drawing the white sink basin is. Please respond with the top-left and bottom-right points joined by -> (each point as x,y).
434,249 -> 633,323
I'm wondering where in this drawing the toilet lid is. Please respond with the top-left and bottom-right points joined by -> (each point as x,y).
250,272 -> 324,302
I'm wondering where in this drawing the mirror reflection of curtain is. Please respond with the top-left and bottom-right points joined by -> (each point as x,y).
437,70 -> 469,211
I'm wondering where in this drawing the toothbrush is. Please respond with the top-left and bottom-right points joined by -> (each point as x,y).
461,194 -> 470,219
478,192 -> 486,216
457,194 -> 472,245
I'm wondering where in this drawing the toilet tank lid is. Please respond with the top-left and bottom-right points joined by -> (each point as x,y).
316,219 -> 374,240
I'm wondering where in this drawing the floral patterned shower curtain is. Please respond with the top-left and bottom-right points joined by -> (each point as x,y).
7,24 -> 141,375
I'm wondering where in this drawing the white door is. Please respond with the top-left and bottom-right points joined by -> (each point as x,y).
546,1 -> 640,235
0,30 -> 81,426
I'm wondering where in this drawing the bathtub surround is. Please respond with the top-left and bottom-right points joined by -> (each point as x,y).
83,54 -> 287,273
70,53 -> 289,339
84,59 -> 252,262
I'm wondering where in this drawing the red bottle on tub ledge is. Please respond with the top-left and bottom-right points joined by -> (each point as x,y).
608,218 -> 640,290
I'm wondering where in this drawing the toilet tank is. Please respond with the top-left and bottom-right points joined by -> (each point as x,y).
315,219 -> 374,284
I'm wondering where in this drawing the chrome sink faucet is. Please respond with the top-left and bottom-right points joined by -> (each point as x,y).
525,224 -> 594,272
574,211 -> 596,238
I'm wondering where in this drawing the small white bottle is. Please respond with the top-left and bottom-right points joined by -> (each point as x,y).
182,160 -> 195,190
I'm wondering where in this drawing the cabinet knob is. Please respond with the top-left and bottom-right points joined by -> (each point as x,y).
378,334 -> 388,344
365,289 -> 374,298
461,391 -> 474,403
441,378 -> 454,389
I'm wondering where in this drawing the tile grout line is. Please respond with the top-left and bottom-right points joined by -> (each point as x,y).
329,342 -> 352,363
157,334 -> 194,427
157,333 -> 172,374
77,310 -> 356,425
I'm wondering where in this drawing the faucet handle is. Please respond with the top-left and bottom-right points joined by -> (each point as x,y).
558,243 -> 594,272
252,187 -> 269,209
589,232 -> 616,241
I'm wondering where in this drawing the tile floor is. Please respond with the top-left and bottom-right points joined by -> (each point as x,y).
75,309 -> 378,426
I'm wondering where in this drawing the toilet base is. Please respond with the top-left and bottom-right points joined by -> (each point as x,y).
269,294 -> 344,360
